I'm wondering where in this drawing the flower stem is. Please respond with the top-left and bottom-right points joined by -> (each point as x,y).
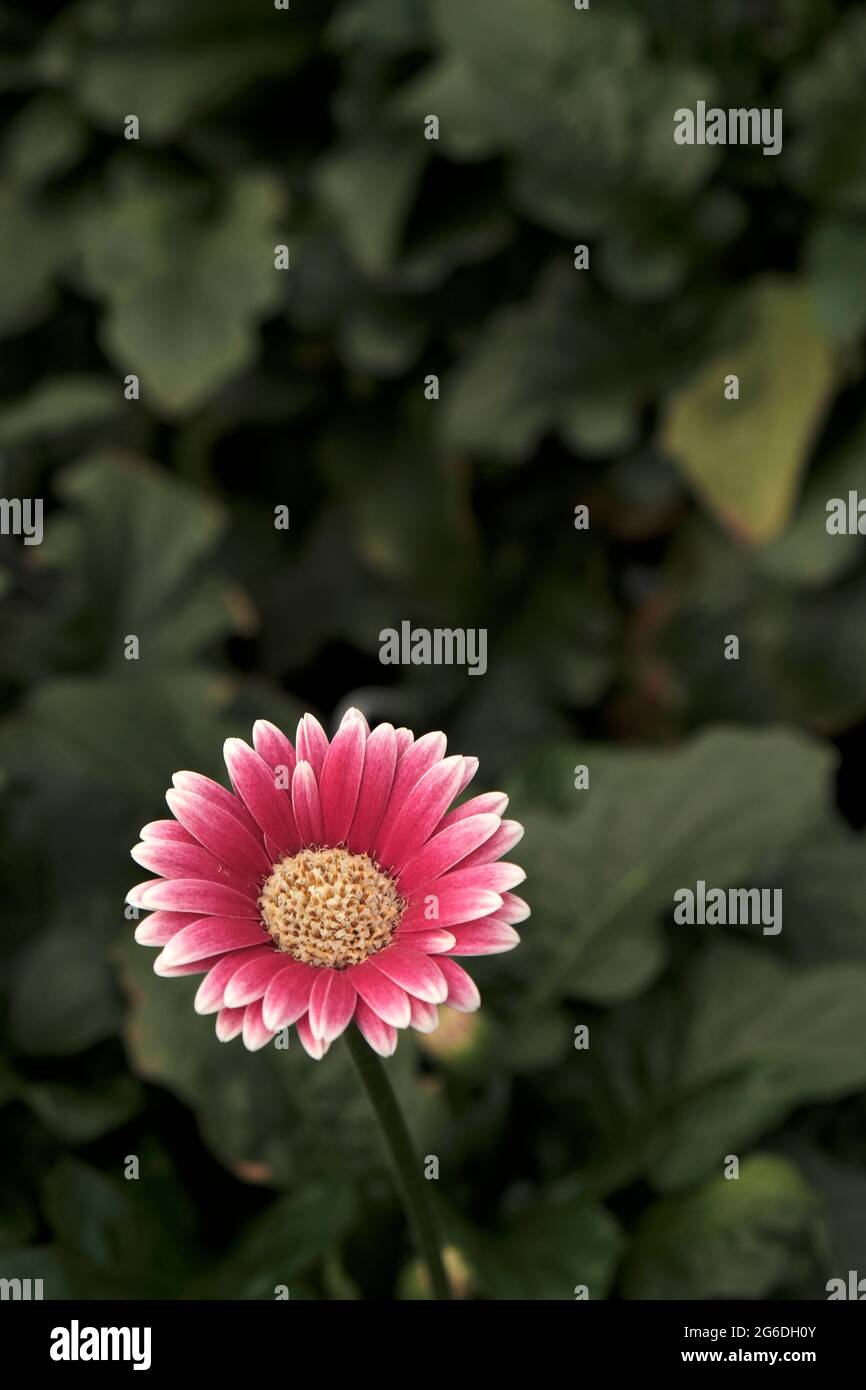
344,1026 -> 452,1300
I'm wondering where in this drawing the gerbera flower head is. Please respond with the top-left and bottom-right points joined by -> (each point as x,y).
127,710 -> 527,1059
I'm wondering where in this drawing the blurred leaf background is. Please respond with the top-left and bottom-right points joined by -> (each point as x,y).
1,0 -> 866,1300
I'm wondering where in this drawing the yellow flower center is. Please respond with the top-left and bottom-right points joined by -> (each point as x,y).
259,846 -> 404,969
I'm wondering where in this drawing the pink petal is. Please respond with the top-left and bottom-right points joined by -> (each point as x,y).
134,910 -> 200,946
296,1012 -> 329,1059
438,958 -> 481,1012
224,738 -> 300,855
408,997 -> 439,1033
372,730 -> 446,857
371,945 -> 447,1004
171,770 -> 263,840
242,999 -> 275,1051
166,788 -> 271,878
138,877 -> 260,918
445,920 -> 521,955
354,1000 -> 397,1056
394,927 -> 455,953
295,714 -> 328,778
154,954 -> 220,978
455,819 -> 524,868
346,722 -> 397,853
437,791 -> 509,832
349,959 -> 411,1028
263,834 -> 283,863
262,962 -> 316,1030
126,879 -> 159,908
140,820 -> 193,843
397,813 -> 501,895
194,945 -> 276,1014
252,719 -> 296,778
400,885 -> 503,930
130,840 -> 254,893
319,714 -> 366,845
339,706 -> 370,733
215,1006 -> 246,1041
308,969 -> 357,1042
224,953 -> 286,1008
291,760 -> 324,844
157,916 -> 269,969
377,754 -> 466,872
394,727 -> 414,759
457,756 -> 479,795
498,892 -> 531,924
435,861 -> 526,895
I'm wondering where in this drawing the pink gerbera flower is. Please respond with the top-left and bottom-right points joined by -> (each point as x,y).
127,710 -> 527,1060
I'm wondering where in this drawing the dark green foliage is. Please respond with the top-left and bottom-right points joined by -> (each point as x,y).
0,0 -> 865,1300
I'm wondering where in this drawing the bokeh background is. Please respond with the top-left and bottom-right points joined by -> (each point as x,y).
2,0 -> 866,1300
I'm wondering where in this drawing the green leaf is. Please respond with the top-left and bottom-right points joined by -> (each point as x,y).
0,676 -> 235,916
784,9 -> 866,213
329,0 -> 433,53
186,1182 -> 357,1298
339,300 -> 426,376
776,832 -> 866,967
451,1188 -> 622,1301
512,727 -> 832,1005
46,0 -> 309,141
441,262 -> 665,463
493,1196 -> 622,1301
43,1154 -> 198,1299
789,1147 -> 866,1278
806,215 -> 866,342
2,95 -> 86,186
0,377 -> 121,444
621,1155 -> 817,1299
758,412 -> 866,585
41,451 -> 234,667
397,56 -> 499,163
389,196 -> 512,291
318,423 -> 473,588
413,0 -> 712,235
662,278 -> 836,543
78,169 -> 285,414
597,230 -> 686,304
10,926 -> 123,1058
658,519 -> 866,729
21,1075 -> 144,1144
0,186 -> 66,338
1,674 -> 232,812
317,136 -> 428,276
576,943 -> 866,1194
